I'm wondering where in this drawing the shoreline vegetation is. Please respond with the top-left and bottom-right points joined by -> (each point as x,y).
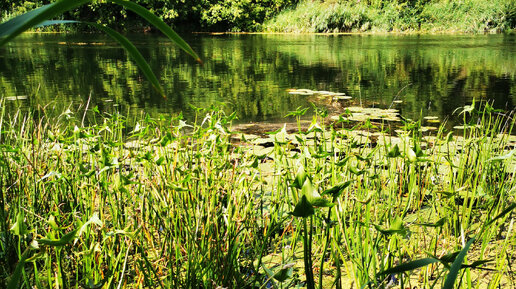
1,0 -> 515,34
1,100 -> 515,288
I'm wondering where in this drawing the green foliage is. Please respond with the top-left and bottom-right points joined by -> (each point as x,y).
1,0 -> 299,32
2,0 -> 515,32
265,0 -> 516,33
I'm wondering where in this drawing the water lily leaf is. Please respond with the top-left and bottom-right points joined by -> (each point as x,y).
291,195 -> 314,218
263,263 -> 295,282
276,264 -> 294,282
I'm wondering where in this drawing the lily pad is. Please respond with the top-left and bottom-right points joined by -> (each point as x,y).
4,95 -> 28,101
333,95 -> 352,100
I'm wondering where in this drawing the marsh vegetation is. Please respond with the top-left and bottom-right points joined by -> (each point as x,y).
0,99 -> 514,288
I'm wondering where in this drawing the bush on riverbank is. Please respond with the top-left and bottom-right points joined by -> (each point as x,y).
0,0 -> 299,32
264,0 -> 516,33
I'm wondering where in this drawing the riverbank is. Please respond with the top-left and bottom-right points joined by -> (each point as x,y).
2,0 -> 515,34
1,102 -> 514,288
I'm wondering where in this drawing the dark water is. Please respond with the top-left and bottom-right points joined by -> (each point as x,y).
1,33 -> 515,124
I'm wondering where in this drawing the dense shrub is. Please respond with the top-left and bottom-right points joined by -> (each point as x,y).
0,0 -> 299,32
265,0 -> 516,33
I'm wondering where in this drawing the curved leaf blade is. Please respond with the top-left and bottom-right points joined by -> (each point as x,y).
7,248 -> 31,289
86,22 -> 165,97
443,237 -> 475,289
109,0 -> 202,63
34,20 -> 165,97
0,0 -> 90,47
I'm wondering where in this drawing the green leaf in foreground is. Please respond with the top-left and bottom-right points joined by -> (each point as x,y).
7,248 -> 31,289
443,237 -> 476,289
109,0 -> 201,63
0,0 -> 89,47
0,0 -> 201,96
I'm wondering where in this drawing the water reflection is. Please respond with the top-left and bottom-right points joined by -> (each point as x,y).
0,33 -> 514,124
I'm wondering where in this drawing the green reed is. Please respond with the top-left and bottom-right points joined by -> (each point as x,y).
0,101 -> 514,288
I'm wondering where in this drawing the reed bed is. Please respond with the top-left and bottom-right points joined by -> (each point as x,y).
0,101 -> 514,288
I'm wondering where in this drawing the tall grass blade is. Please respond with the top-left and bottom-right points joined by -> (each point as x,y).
443,237 -> 475,289
484,203 -> 516,228
378,258 -> 439,276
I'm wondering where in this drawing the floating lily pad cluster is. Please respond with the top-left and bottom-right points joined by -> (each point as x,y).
330,106 -> 401,123
287,88 -> 352,100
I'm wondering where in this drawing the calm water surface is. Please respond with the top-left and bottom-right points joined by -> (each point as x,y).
1,33 -> 515,124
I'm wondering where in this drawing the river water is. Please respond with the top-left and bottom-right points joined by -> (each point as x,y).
1,33 -> 515,124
